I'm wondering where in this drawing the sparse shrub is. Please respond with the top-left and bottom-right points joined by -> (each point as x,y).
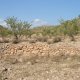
12,39 -> 20,44
3,39 -> 9,43
31,33 -> 48,42
37,36 -> 47,42
36,33 -> 43,42
31,34 -> 37,39
53,36 -> 62,43
0,15 -> 79,44
47,38 -> 54,44
69,35 -> 75,41
0,25 -> 11,43
29,39 -> 37,43
5,16 -> 31,43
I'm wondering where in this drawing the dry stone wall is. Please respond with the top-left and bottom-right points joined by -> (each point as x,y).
0,42 -> 80,60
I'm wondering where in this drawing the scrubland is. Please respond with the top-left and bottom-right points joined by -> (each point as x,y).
0,16 -> 80,80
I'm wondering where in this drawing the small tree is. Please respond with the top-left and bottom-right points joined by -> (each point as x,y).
0,25 -> 10,42
60,19 -> 77,41
5,16 -> 31,43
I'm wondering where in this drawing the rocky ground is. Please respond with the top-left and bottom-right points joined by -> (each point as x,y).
0,40 -> 80,80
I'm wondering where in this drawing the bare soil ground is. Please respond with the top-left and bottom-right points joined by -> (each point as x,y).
0,41 -> 80,80
0,56 -> 80,80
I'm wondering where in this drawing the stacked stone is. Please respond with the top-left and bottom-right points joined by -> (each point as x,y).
0,42 -> 80,60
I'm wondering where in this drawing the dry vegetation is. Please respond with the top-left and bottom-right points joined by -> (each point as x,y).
0,16 -> 80,80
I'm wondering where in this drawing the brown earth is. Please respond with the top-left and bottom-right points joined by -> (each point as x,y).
0,40 -> 80,80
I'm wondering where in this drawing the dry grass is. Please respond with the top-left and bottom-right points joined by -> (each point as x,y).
0,36 -> 80,80
0,55 -> 80,80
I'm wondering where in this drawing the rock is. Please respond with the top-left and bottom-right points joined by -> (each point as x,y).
0,67 -> 8,72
